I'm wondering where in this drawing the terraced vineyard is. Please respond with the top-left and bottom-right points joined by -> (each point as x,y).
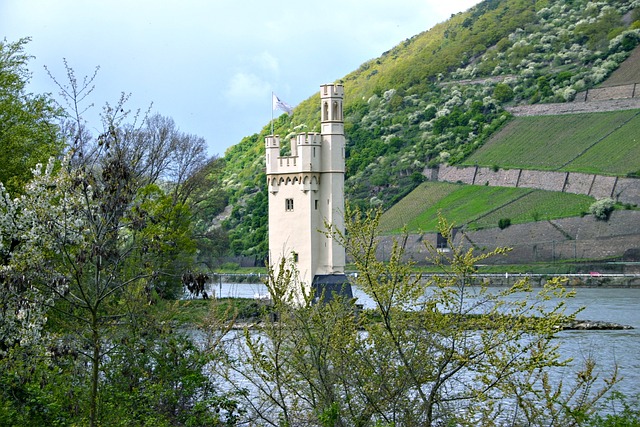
378,182 -> 594,233
376,182 -> 460,233
599,45 -> 640,87
462,109 -> 640,175
567,111 -> 640,175
467,190 -> 594,230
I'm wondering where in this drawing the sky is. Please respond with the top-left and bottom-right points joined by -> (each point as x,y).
2,0 -> 481,157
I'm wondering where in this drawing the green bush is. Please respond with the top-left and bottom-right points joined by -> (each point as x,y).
587,391 -> 640,427
498,218 -> 511,229
493,83 -> 514,102
589,198 -> 615,220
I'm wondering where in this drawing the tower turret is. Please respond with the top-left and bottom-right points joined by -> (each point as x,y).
266,83 -> 351,304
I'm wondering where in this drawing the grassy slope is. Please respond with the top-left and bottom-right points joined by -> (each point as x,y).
599,43 -> 640,87
217,1 -> 640,255
568,110 -> 640,174
461,109 -> 640,174
380,43 -> 640,235
378,182 -> 593,233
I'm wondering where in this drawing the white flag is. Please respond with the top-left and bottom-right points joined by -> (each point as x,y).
272,93 -> 293,115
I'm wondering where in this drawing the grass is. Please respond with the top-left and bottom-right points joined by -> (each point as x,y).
468,190 -> 593,229
376,181 -> 460,232
566,111 -> 640,175
154,297 -> 265,325
599,46 -> 640,87
461,109 -> 640,175
378,181 -> 594,233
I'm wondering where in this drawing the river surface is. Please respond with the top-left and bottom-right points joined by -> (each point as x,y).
203,282 -> 640,397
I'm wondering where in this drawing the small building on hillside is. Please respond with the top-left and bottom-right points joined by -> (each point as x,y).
265,83 -> 352,304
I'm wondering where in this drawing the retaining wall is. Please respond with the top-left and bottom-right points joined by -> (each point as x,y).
430,165 -> 640,205
377,210 -> 640,265
580,83 -> 638,102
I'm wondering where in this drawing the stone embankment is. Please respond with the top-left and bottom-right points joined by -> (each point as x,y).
432,164 -> 640,206
376,209 -> 640,267
427,86 -> 640,206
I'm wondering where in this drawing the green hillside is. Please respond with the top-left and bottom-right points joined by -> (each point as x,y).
461,109 -> 640,175
378,182 -> 594,233
215,0 -> 640,259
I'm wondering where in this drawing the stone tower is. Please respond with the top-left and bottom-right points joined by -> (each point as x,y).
266,83 -> 351,303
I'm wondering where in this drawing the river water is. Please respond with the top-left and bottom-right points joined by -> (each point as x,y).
204,282 -> 640,397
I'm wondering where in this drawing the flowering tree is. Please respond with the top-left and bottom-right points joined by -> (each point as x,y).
0,159 -> 67,357
0,59 -> 226,425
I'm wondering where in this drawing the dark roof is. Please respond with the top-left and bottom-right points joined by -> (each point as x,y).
311,274 -> 353,303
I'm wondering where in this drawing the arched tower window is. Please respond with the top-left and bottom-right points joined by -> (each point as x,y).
323,102 -> 329,121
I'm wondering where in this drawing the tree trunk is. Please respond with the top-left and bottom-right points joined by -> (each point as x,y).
90,311 -> 100,427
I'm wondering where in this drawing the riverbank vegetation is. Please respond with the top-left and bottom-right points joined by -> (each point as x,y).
210,207 -> 625,426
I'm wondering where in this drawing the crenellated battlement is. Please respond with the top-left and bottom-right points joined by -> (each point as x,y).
320,83 -> 344,98
296,132 -> 322,146
265,134 -> 280,148
267,132 -> 325,178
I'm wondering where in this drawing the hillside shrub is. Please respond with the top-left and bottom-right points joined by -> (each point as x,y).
498,218 -> 512,229
493,83 -> 514,102
589,198 -> 615,220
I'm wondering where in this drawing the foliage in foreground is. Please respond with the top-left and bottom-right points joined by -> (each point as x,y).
0,57 -> 238,425
0,154 -> 241,426
215,207 -> 619,426
0,37 -> 63,195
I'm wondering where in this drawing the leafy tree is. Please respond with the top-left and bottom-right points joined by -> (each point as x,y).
129,184 -> 197,299
187,156 -> 231,268
221,207 -> 618,426
0,58 -> 228,426
493,82 -> 514,103
99,297 -> 242,426
589,197 -> 615,220
0,38 -> 63,194
0,159 -> 72,426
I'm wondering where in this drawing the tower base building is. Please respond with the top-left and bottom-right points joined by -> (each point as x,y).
266,84 -> 352,304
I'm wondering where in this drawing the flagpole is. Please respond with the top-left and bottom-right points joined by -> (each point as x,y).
271,92 -> 274,136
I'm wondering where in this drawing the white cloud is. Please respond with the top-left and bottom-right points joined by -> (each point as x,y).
255,51 -> 280,74
1,0 -> 482,155
225,72 -> 271,105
